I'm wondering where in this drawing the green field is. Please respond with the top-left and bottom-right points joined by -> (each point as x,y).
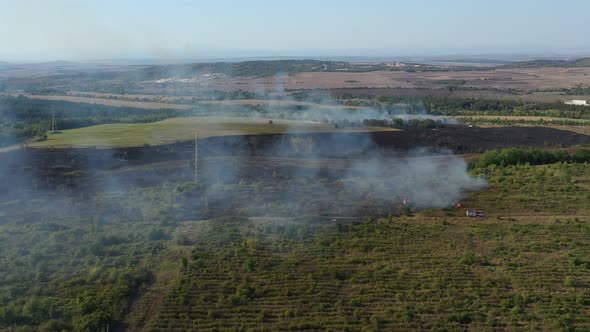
135,217 -> 590,331
29,117 -> 394,148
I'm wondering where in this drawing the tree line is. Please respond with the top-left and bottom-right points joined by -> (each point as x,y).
476,148 -> 590,167
0,96 -> 185,147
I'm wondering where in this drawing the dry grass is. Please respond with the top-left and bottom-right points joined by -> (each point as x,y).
172,67 -> 590,93
551,125 -> 590,136
12,93 -> 193,110
13,92 -> 361,111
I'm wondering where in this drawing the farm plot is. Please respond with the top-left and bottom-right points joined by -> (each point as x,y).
133,217 -> 590,331
29,117 -> 394,148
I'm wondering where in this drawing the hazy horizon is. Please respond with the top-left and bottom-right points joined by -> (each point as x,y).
1,0 -> 590,62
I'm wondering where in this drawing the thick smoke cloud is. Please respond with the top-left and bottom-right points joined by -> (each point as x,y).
195,123 -> 486,215
341,151 -> 486,209
197,82 -> 482,213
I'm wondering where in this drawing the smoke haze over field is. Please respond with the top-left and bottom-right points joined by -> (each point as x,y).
0,78 -> 479,215
258,106 -> 460,125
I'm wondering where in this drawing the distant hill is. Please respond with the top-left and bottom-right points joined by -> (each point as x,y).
139,60 -> 379,79
135,59 -> 485,80
570,57 -> 590,66
500,57 -> 590,68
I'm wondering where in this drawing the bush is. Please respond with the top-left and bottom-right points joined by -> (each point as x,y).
244,258 -> 256,272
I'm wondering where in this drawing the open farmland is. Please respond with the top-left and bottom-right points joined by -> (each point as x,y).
12,90 -> 589,110
135,67 -> 590,93
28,116 -> 396,148
5,60 -> 590,103
1,93 -> 194,110
19,92 -> 362,111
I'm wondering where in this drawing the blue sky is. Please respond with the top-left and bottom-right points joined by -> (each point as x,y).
1,0 -> 589,61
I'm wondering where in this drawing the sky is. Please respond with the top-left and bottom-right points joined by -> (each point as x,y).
1,0 -> 590,61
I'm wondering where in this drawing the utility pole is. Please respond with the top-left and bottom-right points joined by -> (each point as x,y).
194,133 -> 200,183
51,106 -> 56,133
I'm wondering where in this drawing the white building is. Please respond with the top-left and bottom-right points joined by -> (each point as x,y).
565,99 -> 589,106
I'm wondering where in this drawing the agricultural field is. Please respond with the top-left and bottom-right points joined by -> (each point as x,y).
4,59 -> 590,103
3,93 -> 361,112
231,67 -> 590,92
27,116 -> 395,148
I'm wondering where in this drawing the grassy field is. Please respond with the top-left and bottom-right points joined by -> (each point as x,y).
30,117 -> 395,148
20,94 -> 193,110
13,93 -> 363,111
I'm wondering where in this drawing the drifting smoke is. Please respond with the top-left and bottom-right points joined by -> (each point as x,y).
341,151 -> 486,209
0,68 -> 481,223
191,82 -> 478,213
180,71 -> 460,126
195,124 -> 486,215
251,105 -> 459,126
